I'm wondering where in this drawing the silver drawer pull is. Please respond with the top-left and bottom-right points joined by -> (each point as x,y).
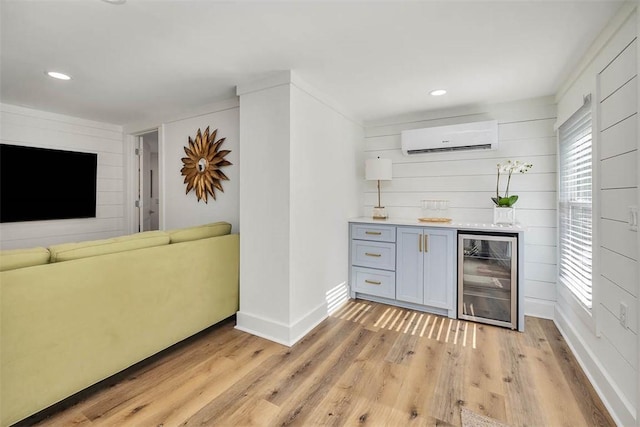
365,252 -> 382,257
365,280 -> 382,285
365,231 -> 382,235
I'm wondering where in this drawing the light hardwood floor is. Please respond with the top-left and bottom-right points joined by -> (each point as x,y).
25,300 -> 615,427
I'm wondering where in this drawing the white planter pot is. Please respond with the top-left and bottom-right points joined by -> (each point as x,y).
493,206 -> 516,225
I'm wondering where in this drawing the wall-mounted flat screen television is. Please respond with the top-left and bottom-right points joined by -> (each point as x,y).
0,144 -> 98,223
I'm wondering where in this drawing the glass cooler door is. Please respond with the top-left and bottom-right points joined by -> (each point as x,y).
458,233 -> 518,329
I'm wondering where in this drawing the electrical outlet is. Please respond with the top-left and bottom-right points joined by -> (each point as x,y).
619,302 -> 628,328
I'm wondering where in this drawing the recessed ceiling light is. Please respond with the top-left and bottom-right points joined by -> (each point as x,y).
430,89 -> 447,96
101,0 -> 126,4
46,71 -> 72,81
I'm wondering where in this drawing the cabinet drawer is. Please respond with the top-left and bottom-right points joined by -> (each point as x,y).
351,240 -> 395,270
351,224 -> 396,243
352,267 -> 395,299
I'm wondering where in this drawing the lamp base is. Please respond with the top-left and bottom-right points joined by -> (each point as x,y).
372,206 -> 388,220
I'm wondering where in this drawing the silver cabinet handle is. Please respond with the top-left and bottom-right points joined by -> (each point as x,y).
365,252 -> 381,257
365,280 -> 381,285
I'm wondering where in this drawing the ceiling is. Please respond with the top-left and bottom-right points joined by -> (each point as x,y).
0,0 -> 625,127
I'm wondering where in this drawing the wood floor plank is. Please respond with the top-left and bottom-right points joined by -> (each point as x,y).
527,345 -> 590,427
384,327 -> 419,365
464,323 -> 505,396
273,328 -> 376,426
265,324 -> 366,408
521,314 -> 548,351
540,318 -> 617,426
220,398 -> 281,427
180,316 -> 362,425
28,301 -> 616,427
303,327 -> 398,425
212,316 -> 369,426
499,328 -> 548,426
100,336 -> 282,427
428,340 -> 466,426
391,336 -> 447,425
463,385 -> 507,423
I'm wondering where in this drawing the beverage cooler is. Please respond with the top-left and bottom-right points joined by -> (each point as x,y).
457,232 -> 518,329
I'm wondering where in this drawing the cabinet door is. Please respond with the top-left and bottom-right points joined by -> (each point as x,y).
423,229 -> 455,310
395,227 -> 424,304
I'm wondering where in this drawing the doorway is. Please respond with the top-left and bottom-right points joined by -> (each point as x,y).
137,130 -> 160,232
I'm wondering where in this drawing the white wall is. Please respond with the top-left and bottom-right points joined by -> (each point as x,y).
599,36 -> 637,403
289,81 -> 364,333
363,96 -> 558,319
0,103 -> 125,250
637,6 -> 640,424
554,5 -> 637,426
236,71 -> 364,346
161,100 -> 239,232
237,81 -> 293,339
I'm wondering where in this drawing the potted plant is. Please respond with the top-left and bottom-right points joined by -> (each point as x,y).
492,160 -> 532,224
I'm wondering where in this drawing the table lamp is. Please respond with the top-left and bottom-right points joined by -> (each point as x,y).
365,157 -> 392,220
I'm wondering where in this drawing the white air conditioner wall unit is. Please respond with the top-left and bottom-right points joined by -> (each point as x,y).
400,120 -> 499,155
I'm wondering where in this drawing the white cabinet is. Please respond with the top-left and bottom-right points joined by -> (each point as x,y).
349,222 -> 456,318
396,227 -> 456,316
349,219 -> 525,328
350,224 -> 396,299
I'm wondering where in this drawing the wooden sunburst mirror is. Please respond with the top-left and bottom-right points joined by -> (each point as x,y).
180,126 -> 232,203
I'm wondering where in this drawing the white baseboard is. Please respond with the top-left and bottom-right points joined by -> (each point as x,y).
235,302 -> 328,347
289,302 -> 329,346
235,311 -> 292,346
524,297 -> 555,319
554,304 -> 635,426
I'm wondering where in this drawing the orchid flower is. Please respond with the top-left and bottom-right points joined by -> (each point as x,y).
493,160 -> 533,207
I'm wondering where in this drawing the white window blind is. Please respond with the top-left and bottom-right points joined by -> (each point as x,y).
558,95 -> 592,310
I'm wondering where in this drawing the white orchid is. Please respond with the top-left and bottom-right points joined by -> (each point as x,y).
493,160 -> 533,207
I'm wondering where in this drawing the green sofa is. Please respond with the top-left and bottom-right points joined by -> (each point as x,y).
0,222 -> 239,427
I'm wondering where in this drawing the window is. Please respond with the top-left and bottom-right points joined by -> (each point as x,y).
558,95 -> 593,310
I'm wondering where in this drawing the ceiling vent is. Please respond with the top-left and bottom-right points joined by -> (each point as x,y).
401,120 -> 498,155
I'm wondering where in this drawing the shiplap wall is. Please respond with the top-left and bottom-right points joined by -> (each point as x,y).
598,34 -> 638,409
363,97 -> 557,318
0,104 -> 125,250
553,7 -> 637,425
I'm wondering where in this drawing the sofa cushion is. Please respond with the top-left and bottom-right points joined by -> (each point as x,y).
0,247 -> 50,271
168,222 -> 232,243
49,230 -> 170,262
113,230 -> 170,246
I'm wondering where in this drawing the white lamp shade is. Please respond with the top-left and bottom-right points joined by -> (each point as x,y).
365,158 -> 392,181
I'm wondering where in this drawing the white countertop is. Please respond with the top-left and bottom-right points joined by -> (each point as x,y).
348,217 -> 527,233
